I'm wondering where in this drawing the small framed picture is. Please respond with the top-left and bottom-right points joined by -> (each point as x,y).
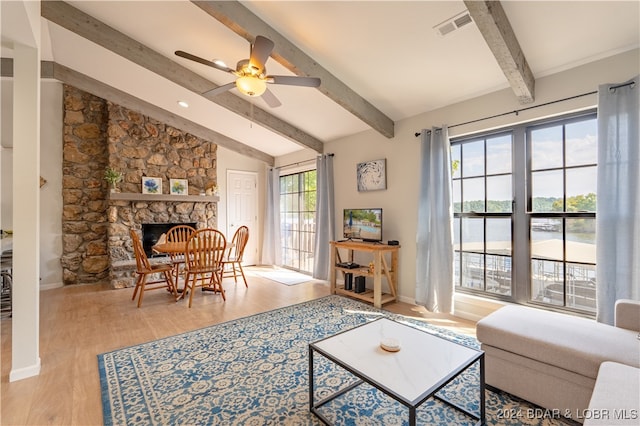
142,177 -> 162,194
170,179 -> 188,195
357,159 -> 387,191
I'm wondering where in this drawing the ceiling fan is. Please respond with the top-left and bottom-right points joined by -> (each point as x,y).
175,35 -> 321,108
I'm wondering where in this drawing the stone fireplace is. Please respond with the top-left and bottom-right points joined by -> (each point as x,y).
107,197 -> 216,288
141,222 -> 196,257
62,85 -> 219,288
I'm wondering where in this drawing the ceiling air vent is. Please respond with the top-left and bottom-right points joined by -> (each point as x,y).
434,10 -> 473,37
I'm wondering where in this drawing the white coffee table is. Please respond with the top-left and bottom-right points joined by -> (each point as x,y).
309,317 -> 485,425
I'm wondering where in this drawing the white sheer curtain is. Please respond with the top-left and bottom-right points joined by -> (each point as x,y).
261,167 -> 281,266
596,76 -> 639,324
313,154 -> 335,280
415,126 -> 454,313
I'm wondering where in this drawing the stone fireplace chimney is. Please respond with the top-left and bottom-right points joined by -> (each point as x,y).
61,85 -> 218,288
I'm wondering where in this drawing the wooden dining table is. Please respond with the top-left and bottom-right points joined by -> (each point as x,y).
152,241 -> 233,255
152,241 -> 188,255
152,240 -> 233,294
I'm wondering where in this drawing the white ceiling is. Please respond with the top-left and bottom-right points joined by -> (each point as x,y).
2,1 -> 639,160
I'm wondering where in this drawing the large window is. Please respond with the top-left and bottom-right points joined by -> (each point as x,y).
452,133 -> 513,297
280,170 -> 316,273
528,116 -> 597,312
452,111 -> 597,314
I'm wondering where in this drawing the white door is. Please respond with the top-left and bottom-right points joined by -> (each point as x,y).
226,170 -> 258,265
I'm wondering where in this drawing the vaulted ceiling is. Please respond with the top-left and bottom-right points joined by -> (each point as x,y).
2,1 -> 639,164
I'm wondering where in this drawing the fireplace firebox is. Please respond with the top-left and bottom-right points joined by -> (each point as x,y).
141,223 -> 197,257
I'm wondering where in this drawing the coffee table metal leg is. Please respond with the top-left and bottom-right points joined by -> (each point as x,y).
430,355 -> 485,425
309,346 -> 315,413
309,345 -> 366,425
480,354 -> 486,425
309,346 -> 332,425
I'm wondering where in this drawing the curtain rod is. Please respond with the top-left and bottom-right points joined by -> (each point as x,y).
275,153 -> 334,170
414,79 -> 636,137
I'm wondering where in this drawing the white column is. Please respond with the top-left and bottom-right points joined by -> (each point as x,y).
10,42 -> 41,382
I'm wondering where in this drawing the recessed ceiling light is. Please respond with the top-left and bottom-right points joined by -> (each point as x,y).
177,100 -> 189,108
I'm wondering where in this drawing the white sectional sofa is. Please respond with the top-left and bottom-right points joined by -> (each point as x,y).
476,299 -> 640,423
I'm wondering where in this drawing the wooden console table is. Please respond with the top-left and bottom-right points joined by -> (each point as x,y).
330,240 -> 400,308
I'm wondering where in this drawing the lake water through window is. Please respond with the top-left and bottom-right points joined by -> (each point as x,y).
452,111 -> 597,314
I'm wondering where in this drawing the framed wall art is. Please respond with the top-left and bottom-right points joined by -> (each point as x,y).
357,159 -> 387,191
142,177 -> 162,194
170,179 -> 188,195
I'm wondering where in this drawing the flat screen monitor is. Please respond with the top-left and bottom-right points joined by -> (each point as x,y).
343,208 -> 382,242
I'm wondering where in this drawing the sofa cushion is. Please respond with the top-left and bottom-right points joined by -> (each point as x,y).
615,299 -> 640,332
476,305 -> 640,379
584,361 -> 640,425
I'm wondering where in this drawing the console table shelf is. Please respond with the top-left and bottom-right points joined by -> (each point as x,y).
330,240 -> 400,308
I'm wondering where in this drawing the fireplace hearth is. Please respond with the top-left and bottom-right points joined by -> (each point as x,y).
142,222 -> 196,257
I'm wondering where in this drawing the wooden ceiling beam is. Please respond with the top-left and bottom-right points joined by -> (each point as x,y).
40,0 -> 322,154
192,0 -> 395,138
464,0 -> 535,104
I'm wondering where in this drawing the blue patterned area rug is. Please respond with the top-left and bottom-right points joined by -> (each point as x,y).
98,295 -> 572,425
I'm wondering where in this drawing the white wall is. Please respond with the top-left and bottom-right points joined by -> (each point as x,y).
1,79 -> 64,288
39,81 -> 63,288
326,48 -> 639,305
275,148 -> 318,169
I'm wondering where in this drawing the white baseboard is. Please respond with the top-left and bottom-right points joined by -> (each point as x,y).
10,358 -> 41,382
397,294 -> 414,305
40,281 -> 63,291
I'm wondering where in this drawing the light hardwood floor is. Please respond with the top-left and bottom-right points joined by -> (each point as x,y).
1,267 -> 476,425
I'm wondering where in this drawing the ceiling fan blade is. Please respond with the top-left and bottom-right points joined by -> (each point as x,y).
268,75 -> 321,88
261,88 -> 282,108
202,82 -> 236,98
249,36 -> 274,72
175,50 -> 235,74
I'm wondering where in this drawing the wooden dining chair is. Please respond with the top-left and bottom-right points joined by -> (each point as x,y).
182,228 -> 227,307
165,224 -> 196,285
221,226 -> 249,287
130,230 -> 177,307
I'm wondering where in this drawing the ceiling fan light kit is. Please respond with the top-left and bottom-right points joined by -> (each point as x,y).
175,35 -> 320,108
236,75 -> 267,97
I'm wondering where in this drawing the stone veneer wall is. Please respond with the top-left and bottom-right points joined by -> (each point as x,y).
62,85 -> 217,287
61,85 -> 110,284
